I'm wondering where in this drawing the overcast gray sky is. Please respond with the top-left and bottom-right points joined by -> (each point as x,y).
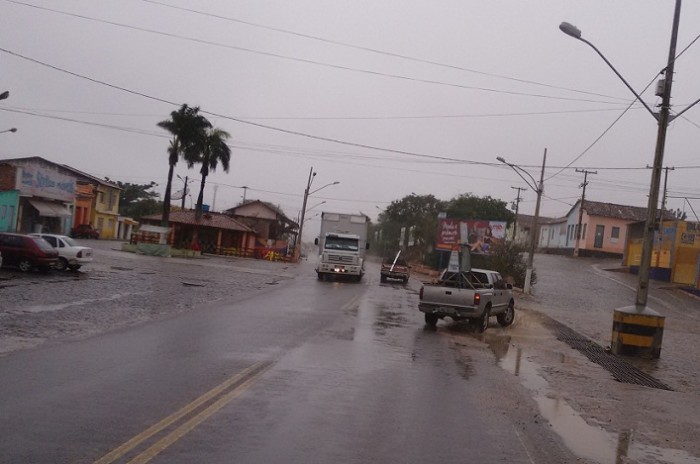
2,0 -> 699,237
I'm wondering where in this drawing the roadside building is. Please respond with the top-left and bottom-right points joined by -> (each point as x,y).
0,157 -> 123,238
225,200 -> 299,255
0,158 -> 75,234
140,210 -> 256,255
538,217 -> 567,250
624,219 -> 700,287
537,200 -> 668,258
58,165 -> 122,240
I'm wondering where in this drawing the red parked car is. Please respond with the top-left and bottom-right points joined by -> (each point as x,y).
71,224 -> 100,239
0,232 -> 59,272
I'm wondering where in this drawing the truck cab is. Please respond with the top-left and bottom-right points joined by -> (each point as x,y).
315,212 -> 369,282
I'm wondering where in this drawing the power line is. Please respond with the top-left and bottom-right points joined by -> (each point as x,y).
140,0 -> 630,103
3,0 -> 629,106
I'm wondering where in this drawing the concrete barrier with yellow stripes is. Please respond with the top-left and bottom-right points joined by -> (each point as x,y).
611,306 -> 665,359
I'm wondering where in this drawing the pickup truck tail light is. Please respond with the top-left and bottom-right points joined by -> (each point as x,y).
419,287 -> 424,300
473,293 -> 481,306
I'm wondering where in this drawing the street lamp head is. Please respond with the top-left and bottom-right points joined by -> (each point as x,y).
559,22 -> 582,39
9,128 -> 17,133
496,156 -> 506,163
0,91 -> 9,101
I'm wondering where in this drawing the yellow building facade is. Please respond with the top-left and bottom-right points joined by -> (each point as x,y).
625,220 -> 700,288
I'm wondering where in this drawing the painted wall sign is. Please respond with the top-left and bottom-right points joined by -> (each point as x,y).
17,162 -> 75,202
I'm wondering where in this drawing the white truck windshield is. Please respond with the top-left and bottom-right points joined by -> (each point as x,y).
325,236 -> 359,251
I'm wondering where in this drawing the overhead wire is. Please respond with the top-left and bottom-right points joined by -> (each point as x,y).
2,0 -> 630,106
140,0 -> 629,103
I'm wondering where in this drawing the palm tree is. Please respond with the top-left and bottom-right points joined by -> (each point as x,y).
157,104 -> 211,226
188,127 -> 231,220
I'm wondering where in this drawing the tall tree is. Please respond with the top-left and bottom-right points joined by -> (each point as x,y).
187,127 -> 231,219
110,180 -> 162,219
375,194 -> 445,261
445,193 -> 513,222
157,104 -> 211,226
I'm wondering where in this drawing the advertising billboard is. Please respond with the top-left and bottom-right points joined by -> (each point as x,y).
436,219 -> 507,254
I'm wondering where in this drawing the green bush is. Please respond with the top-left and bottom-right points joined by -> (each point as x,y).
469,241 -> 535,289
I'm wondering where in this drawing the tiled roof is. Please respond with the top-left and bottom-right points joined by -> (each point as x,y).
582,200 -> 673,221
225,199 -> 298,227
142,210 -> 253,232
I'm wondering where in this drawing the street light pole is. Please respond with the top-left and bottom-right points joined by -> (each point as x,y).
497,148 -> 546,295
559,0 -> 682,358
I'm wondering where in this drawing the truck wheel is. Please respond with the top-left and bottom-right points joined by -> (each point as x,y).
402,277 -> 408,285
380,275 -> 387,283
425,313 -> 439,327
497,301 -> 515,327
476,307 -> 490,333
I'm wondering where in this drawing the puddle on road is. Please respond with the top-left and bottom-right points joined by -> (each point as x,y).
492,339 -> 698,464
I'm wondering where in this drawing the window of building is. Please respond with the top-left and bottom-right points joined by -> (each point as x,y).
611,227 -> 620,239
582,223 -> 587,240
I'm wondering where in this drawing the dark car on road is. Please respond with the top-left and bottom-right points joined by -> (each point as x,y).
71,224 -> 100,239
0,232 -> 59,272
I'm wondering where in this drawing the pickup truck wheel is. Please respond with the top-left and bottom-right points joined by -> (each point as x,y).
497,301 -> 515,327
402,277 -> 408,284
380,275 -> 387,283
476,307 -> 490,333
317,272 -> 325,281
425,313 -> 438,327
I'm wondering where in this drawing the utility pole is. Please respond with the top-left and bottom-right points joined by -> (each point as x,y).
180,176 -> 188,210
573,169 -> 597,257
510,186 -> 527,242
242,186 -> 248,204
525,149 -> 546,295
656,166 -> 675,267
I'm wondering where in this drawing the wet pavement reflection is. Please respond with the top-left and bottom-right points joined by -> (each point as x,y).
487,331 -> 698,464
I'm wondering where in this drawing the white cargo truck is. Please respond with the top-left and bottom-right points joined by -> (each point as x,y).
315,212 -> 370,281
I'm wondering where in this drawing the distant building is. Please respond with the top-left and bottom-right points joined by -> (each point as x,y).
624,219 -> 700,287
140,210 -> 255,255
538,200 -> 673,257
0,156 -> 123,238
225,200 -> 299,252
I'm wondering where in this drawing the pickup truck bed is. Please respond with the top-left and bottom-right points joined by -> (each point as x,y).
419,268 -> 515,331
380,257 -> 410,283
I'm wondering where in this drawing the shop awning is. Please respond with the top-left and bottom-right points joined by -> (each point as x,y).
28,199 -> 72,218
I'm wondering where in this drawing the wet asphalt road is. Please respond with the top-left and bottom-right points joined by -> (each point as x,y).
0,241 -> 582,463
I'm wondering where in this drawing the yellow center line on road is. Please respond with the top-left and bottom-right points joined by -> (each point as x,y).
94,361 -> 270,464
126,364 -> 272,464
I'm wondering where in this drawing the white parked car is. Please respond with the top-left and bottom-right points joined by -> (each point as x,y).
29,233 -> 93,271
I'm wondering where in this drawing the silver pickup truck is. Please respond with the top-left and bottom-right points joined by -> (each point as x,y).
418,268 -> 515,331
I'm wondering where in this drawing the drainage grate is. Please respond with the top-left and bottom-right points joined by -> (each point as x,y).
545,318 -> 673,391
